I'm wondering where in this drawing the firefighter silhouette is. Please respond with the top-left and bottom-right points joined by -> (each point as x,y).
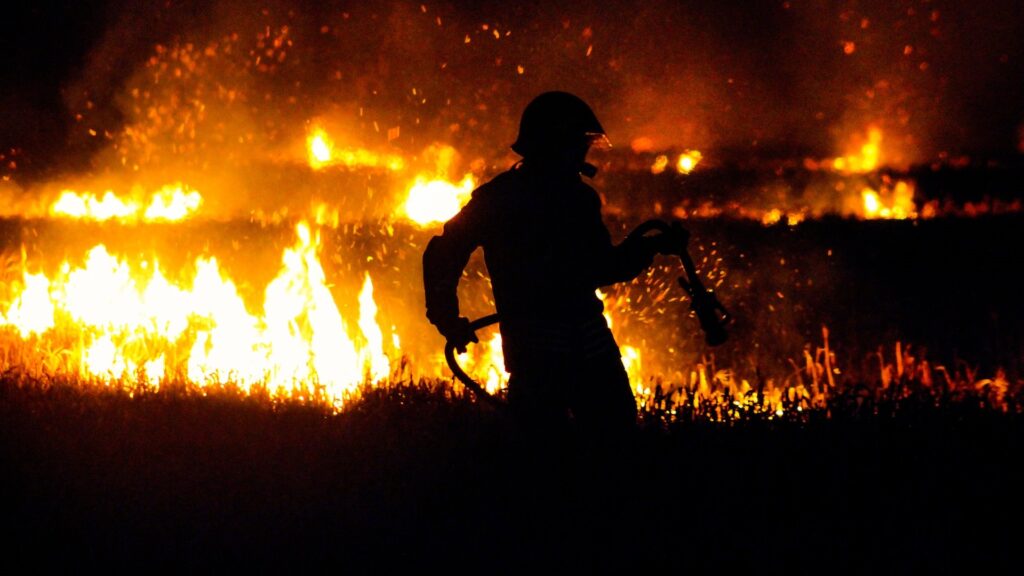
423,92 -> 683,434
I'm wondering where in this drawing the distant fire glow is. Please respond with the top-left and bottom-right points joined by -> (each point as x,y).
651,150 -> 702,174
403,174 -> 475,226
400,143 -> 476,226
651,155 -> 669,174
306,126 -> 404,172
862,188 -> 882,214
860,180 -> 916,219
308,129 -> 333,166
677,150 -> 702,173
834,126 -> 883,173
50,184 -> 202,222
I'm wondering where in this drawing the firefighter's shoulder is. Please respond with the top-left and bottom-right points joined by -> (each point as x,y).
467,167 -> 520,205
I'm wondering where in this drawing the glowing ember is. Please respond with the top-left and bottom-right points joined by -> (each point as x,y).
650,150 -> 702,175
676,150 -> 702,173
49,183 -> 203,222
0,222 -> 392,408
651,155 -> 669,175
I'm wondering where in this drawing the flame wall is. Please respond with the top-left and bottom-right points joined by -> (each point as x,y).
0,1 -> 1022,406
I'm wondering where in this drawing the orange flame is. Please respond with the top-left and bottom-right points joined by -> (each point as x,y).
834,126 -> 882,173
402,175 -> 475,226
451,326 -> 508,395
859,180 -> 916,219
651,155 -> 669,175
676,150 -> 702,173
306,126 -> 404,172
50,183 -> 203,222
400,143 -> 476,226
0,222 -> 392,408
596,289 -> 644,386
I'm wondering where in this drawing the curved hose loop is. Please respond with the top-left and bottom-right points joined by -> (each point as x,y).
627,219 -> 674,241
443,314 -> 504,408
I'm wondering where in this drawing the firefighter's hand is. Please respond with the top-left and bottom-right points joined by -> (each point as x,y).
439,316 -> 479,354
652,222 -> 690,255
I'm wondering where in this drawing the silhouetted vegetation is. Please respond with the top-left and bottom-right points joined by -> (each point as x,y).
2,373 -> 1021,572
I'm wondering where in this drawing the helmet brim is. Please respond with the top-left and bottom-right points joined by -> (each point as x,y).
586,133 -> 612,151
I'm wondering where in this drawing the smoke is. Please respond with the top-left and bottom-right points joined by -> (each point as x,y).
3,0 -> 1022,184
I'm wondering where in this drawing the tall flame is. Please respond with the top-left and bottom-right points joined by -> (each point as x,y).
357,273 -> 391,382
0,222 -> 391,408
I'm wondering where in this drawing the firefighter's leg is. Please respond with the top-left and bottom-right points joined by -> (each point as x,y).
570,351 -> 638,436
506,354 -> 572,435
558,351 -> 639,565
504,362 -> 576,556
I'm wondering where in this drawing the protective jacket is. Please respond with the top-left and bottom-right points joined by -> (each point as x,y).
423,162 -> 654,373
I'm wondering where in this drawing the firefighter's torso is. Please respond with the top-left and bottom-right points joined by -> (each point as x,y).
472,165 -> 619,369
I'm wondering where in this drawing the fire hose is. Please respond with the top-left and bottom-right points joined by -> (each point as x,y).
443,314 -> 503,408
444,219 -> 731,405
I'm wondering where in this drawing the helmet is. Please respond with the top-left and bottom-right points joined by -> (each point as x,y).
511,91 -> 609,158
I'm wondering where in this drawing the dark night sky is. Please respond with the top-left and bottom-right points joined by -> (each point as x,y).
2,0 -> 1022,178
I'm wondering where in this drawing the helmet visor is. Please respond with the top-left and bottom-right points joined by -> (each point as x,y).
585,132 -> 612,151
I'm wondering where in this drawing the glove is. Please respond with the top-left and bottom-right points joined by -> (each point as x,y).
651,221 -> 690,256
437,316 -> 479,354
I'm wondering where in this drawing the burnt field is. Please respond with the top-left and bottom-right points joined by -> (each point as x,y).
1,378 -> 1022,572
1,213 -> 1023,571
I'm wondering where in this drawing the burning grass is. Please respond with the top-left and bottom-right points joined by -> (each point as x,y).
1,332 -> 1018,426
0,213 -> 1020,420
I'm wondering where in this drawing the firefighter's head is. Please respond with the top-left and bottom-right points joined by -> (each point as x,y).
511,91 -> 610,174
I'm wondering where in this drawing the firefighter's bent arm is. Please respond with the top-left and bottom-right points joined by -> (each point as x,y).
422,197 -> 484,335
593,235 -> 657,287
584,190 -> 657,287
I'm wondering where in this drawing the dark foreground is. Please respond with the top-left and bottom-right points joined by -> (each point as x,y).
1,379 -> 1021,573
